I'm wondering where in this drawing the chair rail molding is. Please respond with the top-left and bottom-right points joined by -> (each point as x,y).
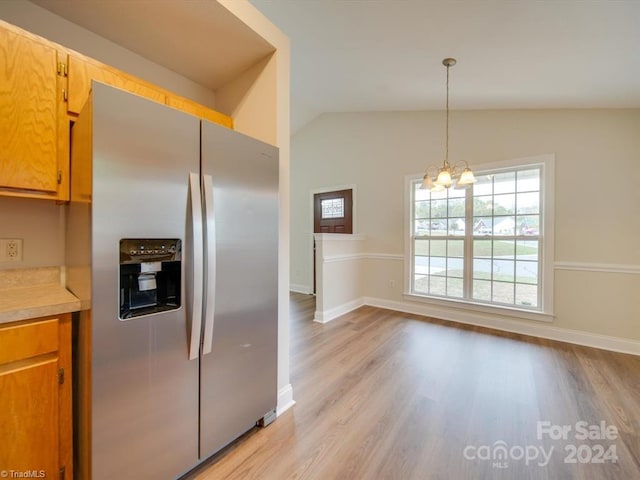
554,261 -> 640,275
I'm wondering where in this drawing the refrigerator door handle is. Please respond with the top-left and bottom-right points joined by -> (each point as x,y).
202,174 -> 216,355
188,172 -> 204,360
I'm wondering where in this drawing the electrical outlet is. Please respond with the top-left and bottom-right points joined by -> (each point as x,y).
0,238 -> 23,262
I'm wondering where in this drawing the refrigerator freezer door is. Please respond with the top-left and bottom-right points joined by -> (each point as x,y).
199,121 -> 279,459
88,82 -> 200,479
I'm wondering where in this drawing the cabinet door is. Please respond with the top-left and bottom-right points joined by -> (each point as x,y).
0,314 -> 72,479
67,53 -> 166,114
0,356 -> 59,476
0,25 -> 59,194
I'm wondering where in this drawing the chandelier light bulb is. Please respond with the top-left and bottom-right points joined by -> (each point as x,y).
458,167 -> 477,186
436,169 -> 452,187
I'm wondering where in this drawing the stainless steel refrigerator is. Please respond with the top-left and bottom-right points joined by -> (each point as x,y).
66,81 -> 278,479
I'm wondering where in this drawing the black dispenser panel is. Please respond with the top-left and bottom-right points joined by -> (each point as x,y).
119,239 -> 182,320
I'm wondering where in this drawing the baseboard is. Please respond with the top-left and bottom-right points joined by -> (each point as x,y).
314,297 -> 365,323
290,283 -> 313,294
308,293 -> 640,355
276,383 -> 295,416
363,297 -> 640,356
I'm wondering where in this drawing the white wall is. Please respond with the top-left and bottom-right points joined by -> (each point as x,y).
291,109 -> 640,346
313,234 -> 366,322
0,197 -> 65,270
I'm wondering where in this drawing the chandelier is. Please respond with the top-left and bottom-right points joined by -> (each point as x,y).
421,58 -> 476,191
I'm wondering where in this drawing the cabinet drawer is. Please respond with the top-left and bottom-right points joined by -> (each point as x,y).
0,318 -> 59,365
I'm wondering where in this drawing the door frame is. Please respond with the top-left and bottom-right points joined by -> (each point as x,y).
309,184 -> 357,293
313,189 -> 353,234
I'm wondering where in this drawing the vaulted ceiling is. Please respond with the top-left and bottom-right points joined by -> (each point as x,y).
250,0 -> 640,132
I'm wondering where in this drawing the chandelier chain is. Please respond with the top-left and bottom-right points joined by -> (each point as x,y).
445,63 -> 450,165
420,57 -> 475,191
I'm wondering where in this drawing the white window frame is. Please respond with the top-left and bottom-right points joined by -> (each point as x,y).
404,154 -> 555,322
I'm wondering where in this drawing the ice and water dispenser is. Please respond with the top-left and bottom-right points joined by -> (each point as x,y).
119,239 -> 181,319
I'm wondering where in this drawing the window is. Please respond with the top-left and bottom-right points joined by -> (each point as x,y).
321,198 -> 345,219
407,155 -> 554,317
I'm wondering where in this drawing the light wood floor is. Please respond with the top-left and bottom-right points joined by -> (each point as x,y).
185,293 -> 640,480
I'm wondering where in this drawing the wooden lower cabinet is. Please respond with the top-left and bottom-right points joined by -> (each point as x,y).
0,314 -> 72,479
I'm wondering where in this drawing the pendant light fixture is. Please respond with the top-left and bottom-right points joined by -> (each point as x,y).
421,58 -> 476,191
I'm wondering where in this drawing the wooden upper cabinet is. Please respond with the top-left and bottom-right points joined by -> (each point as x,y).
67,52 -> 233,129
67,52 -> 166,114
0,23 -> 65,199
0,19 -> 233,202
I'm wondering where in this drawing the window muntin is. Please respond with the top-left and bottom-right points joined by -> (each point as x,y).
321,198 -> 345,219
410,164 -> 544,311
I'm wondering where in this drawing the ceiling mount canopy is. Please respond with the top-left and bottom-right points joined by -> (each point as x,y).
421,58 -> 476,191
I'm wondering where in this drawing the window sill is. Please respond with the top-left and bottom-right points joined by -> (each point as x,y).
403,292 -> 554,323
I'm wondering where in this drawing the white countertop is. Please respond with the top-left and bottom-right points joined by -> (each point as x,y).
0,267 -> 81,325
